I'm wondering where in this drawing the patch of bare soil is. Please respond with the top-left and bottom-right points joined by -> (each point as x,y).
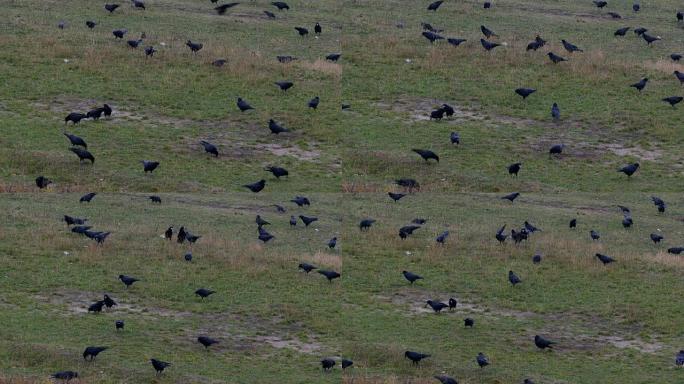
256,143 -> 321,161
604,143 -> 663,161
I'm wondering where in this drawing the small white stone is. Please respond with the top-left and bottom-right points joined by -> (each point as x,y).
63,251 -> 70,256
63,59 -> 69,63
405,251 -> 412,256
405,58 -> 412,63
160,42 -> 166,46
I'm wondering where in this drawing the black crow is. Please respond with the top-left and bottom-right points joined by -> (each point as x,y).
212,59 -> 227,67
150,359 -> 170,374
480,38 -> 500,51
149,195 -> 161,203
404,351 -> 430,364
70,147 -> 95,163
427,0 -> 443,11
436,230 -> 449,244
105,3 -> 120,12
118,274 -> 139,288
186,40 -> 203,53
423,31 -> 445,43
642,33 -> 661,45
141,160 -> 159,173
396,178 -> 420,191
237,97 -> 253,111
359,219 -> 376,230
464,318 -> 474,327
569,218 -> 577,228
668,247 -> 684,254
127,39 -> 142,48
590,230 -> 600,240
308,96 -> 320,109
88,301 -> 105,313
321,358 -> 335,371
430,109 -> 445,120
64,215 -> 87,226
533,254 -> 542,264
51,371 -> 78,382
103,104 -> 112,117
215,3 -> 239,14
593,0 -> 607,8
71,225 -> 92,234
258,227 -> 274,242
200,141 -> 218,157
86,107 -> 104,120
614,27 -> 630,36
501,192 -> 520,202
272,1 -> 289,10
676,350 -> 684,366
619,163 -> 639,177
195,288 -> 215,299
534,335 -> 555,349
388,192 -> 406,202
299,215 -> 318,227
622,216 -> 633,228
342,359 -> 353,369
496,225 -> 507,243
662,96 -> 683,107
86,20 -> 97,29
295,27 -> 309,36
650,233 -> 663,243
526,40 -> 543,51
402,270 -> 423,284
112,29 -> 127,39
412,218 -> 426,225
277,55 -> 296,63
447,38 -> 467,46
633,3 -> 639,11
515,88 -> 536,99
634,27 -> 648,36
509,270 -> 522,285
630,78 -> 648,92
476,352 -> 489,368
607,11 -> 621,18
83,346 -> 108,361
274,81 -> 293,91
651,196 -> 666,212
264,10 -> 276,18
441,103 -> 455,117
595,253 -> 615,264
547,52 -> 566,64
65,112 -> 87,124
551,103 -> 560,120
80,192 -> 97,203
412,149 -> 439,162
274,204 -> 286,213
291,196 -> 310,206
268,119 -> 289,134
290,216 -> 297,226
314,22 -> 322,34
508,163 -> 521,176
549,144 -> 564,156
184,252 -> 192,262
115,320 -> 124,330
132,0 -> 145,9
484,1 -> 491,8
448,298 -> 457,309
265,166 -> 288,179
177,226 -> 186,243
426,300 -> 448,313
675,71 -> 684,85
299,263 -> 316,273
198,336 -> 219,349
317,270 -> 340,282
326,53 -> 341,62
58,21 -> 66,29
511,229 -> 529,244
678,11 -> 684,21
480,25 -> 497,38
450,132 -> 460,144
434,376 -> 457,384
524,221 -> 540,233
243,179 -> 266,193
328,237 -> 337,249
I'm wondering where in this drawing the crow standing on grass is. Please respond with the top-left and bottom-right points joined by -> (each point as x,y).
412,149 -> 439,162
402,270 -> 423,284
150,359 -> 170,374
630,78 -> 648,92
272,1 -> 289,10
141,160 -> 159,173
427,0 -> 443,11
200,141 -> 218,157
147,46 -> 159,57
480,38 -> 501,51
215,3 -> 239,14
405,351 -> 430,364
83,346 -> 108,361
535,335 -> 555,349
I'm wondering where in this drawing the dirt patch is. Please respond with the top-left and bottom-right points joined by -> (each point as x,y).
295,59 -> 342,77
256,143 -> 321,161
604,143 -> 663,161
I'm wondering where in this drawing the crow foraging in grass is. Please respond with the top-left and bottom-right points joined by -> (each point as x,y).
258,227 -> 274,242
243,179 -> 265,193
359,219 -> 376,230
480,38 -> 501,51
396,178 -> 420,191
667,247 -> 684,255
436,230 -> 449,244
630,78 -> 648,92
119,274 -> 139,288
318,270 -> 340,282
388,192 -> 406,202
534,335 -> 555,349
272,1 -> 289,10
650,233 -> 663,243
430,108 -> 445,120
80,192 -> 96,203
149,195 -> 161,203
51,371 -> 79,382
274,81 -> 293,91
265,166 -> 288,179
465,318 -> 474,327
481,25 -> 497,38
64,215 -> 87,225
64,132 -> 87,148
423,31 -> 445,43
291,196 -> 310,206
70,147 -> 94,164
427,0 -> 443,11
186,40 -> 203,53
308,96 -> 320,110
561,39 -> 583,53
618,163 -> 639,177
509,270 -> 522,285
549,144 -> 564,156
127,39 -> 142,48
496,225 -> 508,243
450,132 -> 460,144
299,263 -> 316,273
195,288 -> 215,299
676,350 -> 684,366
642,33 -> 661,45
614,27 -> 630,36
268,119 -> 289,134
295,27 -> 309,36
595,253 -> 615,264
662,96 -> 683,107
501,192 -> 520,202
115,320 -> 124,330
551,102 -> 560,120
299,215 -> 318,227
651,196 -> 666,212
426,300 -> 448,313
112,29 -> 127,39
508,163 -> 522,176
198,336 -> 219,349
314,22 -> 321,34
325,53 -> 341,62
477,352 -> 489,368
105,3 -> 119,12
86,21 -> 97,29
321,358 -> 335,370
83,346 -> 108,361
515,88 -> 536,99
200,141 -> 218,157
141,160 -> 159,173
103,294 -> 116,308
132,0 -> 145,9
591,230 -> 600,240
88,300 -> 105,313
447,38 -> 467,47
533,254 -> 542,264
412,149 -> 439,162
434,375 -> 457,384
547,52 -> 566,64
236,97 -> 253,111
65,112 -> 87,124
328,237 -> 337,249
215,2 -> 239,14
524,221 -> 540,233
593,0 -> 607,8
405,351 -> 430,364
150,359 -> 170,374
403,271 -> 422,284
569,218 -> 577,228
341,359 -> 353,369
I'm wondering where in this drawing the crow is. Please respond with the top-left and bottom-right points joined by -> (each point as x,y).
149,195 -> 161,203
447,38 -> 467,47
276,55 -> 296,63
146,45 -> 158,57
668,247 -> 684,255
533,254 -> 542,264
274,81 -> 293,91
593,0 -> 607,8
80,192 -> 97,203
662,96 -> 683,107
388,192 -> 406,202
264,10 -> 276,18
150,359 -> 170,374
141,160 -> 160,173
448,298 -> 457,310
480,25 -> 497,38
421,22 -> 442,32
476,352 -> 489,368
58,21 -> 66,29
186,40 -> 203,53
480,38 -> 501,51
127,39 -> 142,48
515,88 -> 536,99
71,225 -> 92,234
534,335 -> 555,349
412,149 -> 439,162
501,192 -> 520,202
622,215 -> 633,228
86,20 -> 97,29
676,350 -> 684,366
570,219 -> 577,228
295,27 -> 309,36
427,0 -> 443,11
618,163 -> 639,177
549,144 -> 564,156
103,104 -> 112,117
607,12 -> 621,18
450,132 -> 460,144
88,301 -> 105,313
118,274 -> 139,288
434,375 -> 457,384
132,0 -> 145,9
651,196 -> 666,212
590,230 -> 600,240
634,27 -> 648,36
595,253 -> 615,264
551,103 -> 560,120
198,336 -> 219,349
526,40 -> 543,51
200,141 -> 218,157
403,271 -> 423,284
359,219 -> 376,230
436,230 -> 449,244
195,288 -> 215,299
51,371 -> 79,382
70,147 -> 94,164
678,11 -> 684,22
105,3 -> 120,12
184,252 -> 192,262
675,71 -> 684,85
317,270 -> 340,282
321,358 -> 335,371
212,59 -> 227,67
341,359 -> 353,369
511,229 -> 529,243
422,31 -> 445,43
112,29 -> 127,38
299,215 -> 318,227
325,53 -> 341,62
308,96 -> 320,110
86,107 -> 104,120
633,3 -> 640,12
464,318 -> 474,327
396,178 -> 420,191
258,227 -> 274,242
215,3 -> 239,14
236,97 -> 254,112
426,300 -> 448,313
650,233 -> 663,244
614,27 -> 630,36
103,294 -> 120,309
642,33 -> 661,45
274,204 -> 286,213
547,52 -> 566,64
430,108 -> 445,120
64,215 -> 87,225
177,226 -> 186,243
268,119 -> 289,134
115,320 -> 124,330
314,22 -> 322,34
630,78 -> 648,92
186,230 -> 201,243
265,166 -> 288,179
441,103 -> 455,117
291,196 -> 310,206
524,221 -> 540,233
65,112 -> 87,124
272,1 -> 289,10
404,351 -> 430,364
509,270 -> 522,285
508,163 -> 522,176
484,1 -> 491,8
243,179 -> 266,193
495,225 -> 507,243
298,263 -> 317,273
328,237 -> 337,249
83,346 -> 108,361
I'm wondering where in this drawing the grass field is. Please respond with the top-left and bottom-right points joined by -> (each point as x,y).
1,0 -> 684,383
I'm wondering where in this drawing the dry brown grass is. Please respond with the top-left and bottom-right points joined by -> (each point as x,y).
295,59 -> 342,77
641,59 -> 684,74
343,376 -> 435,384
0,377 -> 50,384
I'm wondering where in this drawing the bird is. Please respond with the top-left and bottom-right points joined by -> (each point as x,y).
561,39 -> 583,53
86,20 -> 97,29
186,40 -> 203,53
200,141 -> 218,157
484,1 -> 491,8
70,147 -> 94,164
295,27 -> 309,36
51,371 -> 79,382
430,109 -> 445,120
65,112 -> 87,124
317,270 -> 341,282
549,144 -> 564,156
86,107 -> 104,120
402,271 -> 423,284
614,27 -> 630,36
534,335 -> 555,349
264,10 -> 276,18
132,0 -> 145,9
71,225 -> 92,234
237,97 -> 254,112
127,39 -> 143,48
526,40 -> 543,51
149,196 -> 161,203
141,160 -> 160,173
532,254 -> 542,264
272,1 -> 289,10
515,88 -> 536,99
150,359 -> 170,374
79,192 -> 97,203
480,25 -> 497,38
115,320 -> 124,330
212,59 -> 227,67
476,352 -> 489,368
511,228 -> 529,243
441,104 -> 455,117
215,2 -> 239,14
177,226 -> 187,243
359,219 -> 376,230
508,163 -> 522,176
449,132 -> 460,145
675,71 -> 684,85
243,179 -> 266,193
258,227 -> 274,243
118,274 -> 139,288
633,3 -> 640,11
291,196 -> 310,206
427,0 -> 443,11
524,221 -> 540,233
607,11 -> 621,18
105,3 -> 120,12
321,358 -> 335,371
36,176 -> 52,189
630,78 -> 648,92
388,192 -> 406,202
448,298 -> 457,310
103,294 -> 117,308
634,27 -> 648,36
622,216 -> 633,228
64,215 -> 87,226
447,38 -> 467,47
412,149 -> 439,162
274,81 -> 293,91
547,52 -> 566,64
667,247 -> 684,255
465,318 -> 475,328
436,231 -> 449,244
595,253 -> 615,265
508,270 -> 522,285
197,336 -> 219,349
274,204 -> 286,213
299,215 -> 318,227
426,300 -> 448,313
328,237 -> 337,249
314,22 -> 322,34
103,104 -> 112,117
341,359 -> 353,369
642,33 -> 661,45
58,21 -> 66,29
265,166 -> 288,179
678,11 -> 684,22
570,219 -> 577,228
396,179 -> 420,191
267,119 -> 289,134
434,376 -> 457,384
551,103 -> 560,120
112,29 -> 127,39
501,192 -> 520,202
662,96 -> 683,107
308,96 -> 320,110
590,230 -> 600,240
404,351 -> 430,364
276,55 -> 296,63
496,225 -> 508,243
593,0 -> 607,8
619,163 -> 639,177
289,216 -> 297,226
184,252 -> 192,262
298,263 -> 316,273
651,196 -> 666,212
676,350 -> 684,366
195,288 -> 215,299
650,233 -> 663,244
325,53 -> 341,62
88,301 -> 105,313
480,38 -> 501,51
83,346 -> 108,361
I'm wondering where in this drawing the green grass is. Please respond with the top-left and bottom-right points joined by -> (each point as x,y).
1,0 -> 684,383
